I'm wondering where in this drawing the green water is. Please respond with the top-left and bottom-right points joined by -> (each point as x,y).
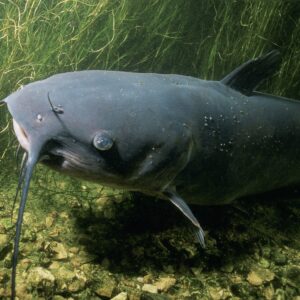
0,1 -> 300,299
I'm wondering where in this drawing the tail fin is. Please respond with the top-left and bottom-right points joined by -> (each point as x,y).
221,50 -> 281,95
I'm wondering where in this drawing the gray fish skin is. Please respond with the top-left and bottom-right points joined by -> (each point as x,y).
5,70 -> 300,205
4,51 -> 300,299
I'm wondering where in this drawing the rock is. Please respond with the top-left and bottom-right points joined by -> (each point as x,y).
68,278 -> 86,293
0,270 -> 9,283
154,277 -> 176,292
142,284 -> 158,294
27,267 -> 55,289
0,234 -> 10,259
15,283 -> 30,300
95,277 -> 117,298
263,285 -> 275,300
209,287 -> 226,300
45,216 -> 54,228
68,271 -> 87,293
51,242 -> 68,260
0,233 -> 8,248
258,258 -> 270,268
55,266 -> 75,283
20,258 -> 32,269
286,265 -> 300,287
69,247 -> 79,254
220,263 -> 234,273
247,267 -> 275,286
273,252 -> 287,265
143,274 -> 153,284
111,292 -> 128,300
49,261 -> 61,270
0,224 -> 6,233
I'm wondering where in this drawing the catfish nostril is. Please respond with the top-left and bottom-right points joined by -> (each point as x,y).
36,114 -> 43,122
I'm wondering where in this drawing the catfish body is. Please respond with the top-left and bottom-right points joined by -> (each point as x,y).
7,69 -> 300,205
3,50 -> 300,299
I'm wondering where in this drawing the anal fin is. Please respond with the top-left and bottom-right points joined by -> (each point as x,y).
163,190 -> 205,248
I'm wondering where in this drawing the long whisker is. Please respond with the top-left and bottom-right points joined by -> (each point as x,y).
11,153 -> 38,300
11,152 -> 27,222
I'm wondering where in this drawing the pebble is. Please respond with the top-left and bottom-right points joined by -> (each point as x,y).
51,242 -> 68,260
263,285 -> 275,300
143,274 -> 153,283
95,278 -> 117,298
0,233 -> 8,249
273,252 -> 287,265
45,216 -> 54,228
209,287 -> 229,300
221,263 -> 234,273
154,277 -> 176,292
247,267 -> 275,286
258,258 -> 270,268
142,284 -> 158,294
286,265 -> 300,287
111,292 -> 128,300
27,267 -> 55,288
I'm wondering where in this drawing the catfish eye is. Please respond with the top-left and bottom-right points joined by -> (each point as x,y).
93,132 -> 113,151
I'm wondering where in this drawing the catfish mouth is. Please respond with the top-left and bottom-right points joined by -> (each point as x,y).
41,138 -> 113,182
13,119 -> 30,153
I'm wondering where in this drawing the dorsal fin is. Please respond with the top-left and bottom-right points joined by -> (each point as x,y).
221,50 -> 281,95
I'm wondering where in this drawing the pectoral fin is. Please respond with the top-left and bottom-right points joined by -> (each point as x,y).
163,190 -> 205,248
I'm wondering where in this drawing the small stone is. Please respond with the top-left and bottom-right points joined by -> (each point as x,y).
27,267 -> 55,289
20,258 -> 32,269
154,277 -> 176,292
69,247 -> 79,254
55,266 -> 75,282
0,233 -> 8,248
67,271 -> 87,292
263,285 -> 275,300
95,280 -> 116,298
0,270 -> 9,284
129,290 -> 142,300
68,278 -> 86,293
143,274 -> 153,284
0,224 -> 6,233
258,258 -> 270,268
286,266 -> 300,287
45,216 -> 54,228
247,268 -> 275,286
221,263 -> 234,273
142,284 -> 158,294
60,212 -> 69,219
209,287 -> 225,300
51,242 -> 68,260
16,283 -> 30,300
273,252 -> 287,265
49,261 -> 61,270
111,292 -> 128,300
